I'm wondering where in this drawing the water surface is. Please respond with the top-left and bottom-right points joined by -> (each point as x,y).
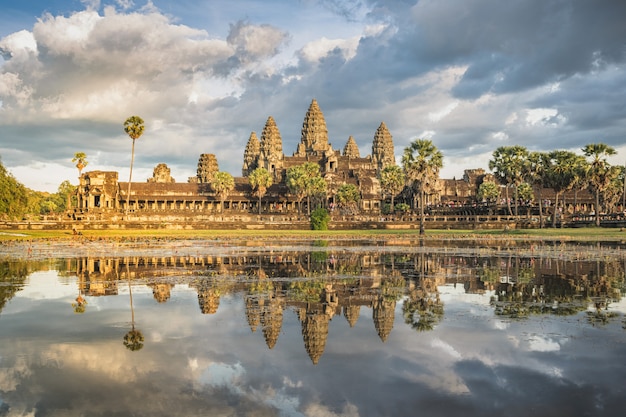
1,238 -> 625,416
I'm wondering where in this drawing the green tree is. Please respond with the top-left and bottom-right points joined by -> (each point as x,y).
379,165 -> 405,213
71,152 -> 88,177
546,150 -> 581,227
248,167 -> 273,214
336,183 -> 361,214
0,159 -> 29,220
489,145 -> 528,216
477,180 -> 500,205
402,139 -> 443,235
310,207 -> 330,230
123,116 -> 145,215
582,143 -> 617,226
57,180 -> 77,212
212,171 -> 235,212
525,151 -> 550,228
517,182 -> 534,215
286,162 -> 326,214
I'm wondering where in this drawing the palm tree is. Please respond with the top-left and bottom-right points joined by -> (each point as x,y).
123,116 -> 145,215
336,183 -> 361,215
286,163 -> 326,215
524,151 -> 550,228
70,152 -> 88,210
379,165 -> 405,213
489,145 -> 528,216
71,152 -> 88,177
212,171 -> 235,212
583,143 -> 617,226
286,165 -> 308,214
248,167 -> 273,214
123,264 -> 144,351
402,139 -> 443,235
546,150 -> 580,227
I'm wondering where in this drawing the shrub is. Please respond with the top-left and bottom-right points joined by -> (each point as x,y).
310,208 -> 330,230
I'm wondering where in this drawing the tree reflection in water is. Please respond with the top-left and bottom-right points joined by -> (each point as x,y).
123,263 -> 144,351
2,239 -> 624,361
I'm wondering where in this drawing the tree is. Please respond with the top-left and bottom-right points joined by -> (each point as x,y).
524,151 -> 550,228
286,162 -> 326,214
517,182 -> 534,215
546,150 -> 581,227
583,143 -> 617,226
402,139 -> 443,235
248,167 -> 273,214
286,165 -> 308,213
379,165 -> 405,213
212,171 -> 235,212
489,145 -> 528,216
0,158 -> 29,220
124,264 -> 143,351
335,183 -> 361,214
123,116 -> 145,215
477,181 -> 500,206
71,152 -> 88,178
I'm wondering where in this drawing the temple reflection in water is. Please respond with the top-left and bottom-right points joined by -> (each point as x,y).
2,244 -> 624,364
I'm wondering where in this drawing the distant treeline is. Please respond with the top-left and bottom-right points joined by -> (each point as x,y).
0,158 -> 76,220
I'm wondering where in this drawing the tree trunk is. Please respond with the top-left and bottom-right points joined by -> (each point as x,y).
505,185 -> 512,216
126,138 -> 136,216
552,192 -> 560,228
419,189 -> 425,235
514,184 -> 519,217
537,188 -> 543,228
258,195 -> 262,214
595,190 -> 601,227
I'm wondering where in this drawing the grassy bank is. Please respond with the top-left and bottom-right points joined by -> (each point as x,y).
1,226 -> 624,242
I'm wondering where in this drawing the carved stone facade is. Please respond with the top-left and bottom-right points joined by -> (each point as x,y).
148,163 -> 175,183
73,98 -> 597,221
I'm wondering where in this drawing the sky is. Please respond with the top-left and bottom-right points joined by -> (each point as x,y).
1,0 -> 625,193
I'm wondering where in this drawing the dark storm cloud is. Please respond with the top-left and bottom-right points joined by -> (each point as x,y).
407,0 -> 626,98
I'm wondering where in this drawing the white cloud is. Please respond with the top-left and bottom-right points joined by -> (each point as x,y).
525,108 -> 558,126
428,101 -> 459,122
299,36 -> 359,63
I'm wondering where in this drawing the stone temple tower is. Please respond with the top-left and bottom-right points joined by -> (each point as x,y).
371,122 -> 395,174
258,116 -> 284,179
242,131 -> 260,176
294,99 -> 331,157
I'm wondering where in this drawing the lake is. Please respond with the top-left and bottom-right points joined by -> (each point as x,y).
0,237 -> 625,416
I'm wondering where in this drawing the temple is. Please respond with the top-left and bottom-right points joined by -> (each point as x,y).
76,99 -> 398,218
72,99 -> 596,226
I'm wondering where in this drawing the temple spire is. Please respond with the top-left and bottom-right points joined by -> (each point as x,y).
343,136 -> 360,158
371,122 -> 395,173
242,131 -> 260,176
297,99 -> 330,156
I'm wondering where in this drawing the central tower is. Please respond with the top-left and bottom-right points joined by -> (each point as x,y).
294,99 -> 331,156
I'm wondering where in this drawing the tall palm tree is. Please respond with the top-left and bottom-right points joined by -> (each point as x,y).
380,165 -> 405,213
524,151 -> 550,228
583,143 -> 617,226
212,171 -> 235,212
402,139 -> 443,235
71,152 -> 88,177
248,167 -> 273,214
546,150 -> 580,228
123,116 -> 145,215
489,145 -> 528,216
70,152 -> 88,210
123,264 -> 144,351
